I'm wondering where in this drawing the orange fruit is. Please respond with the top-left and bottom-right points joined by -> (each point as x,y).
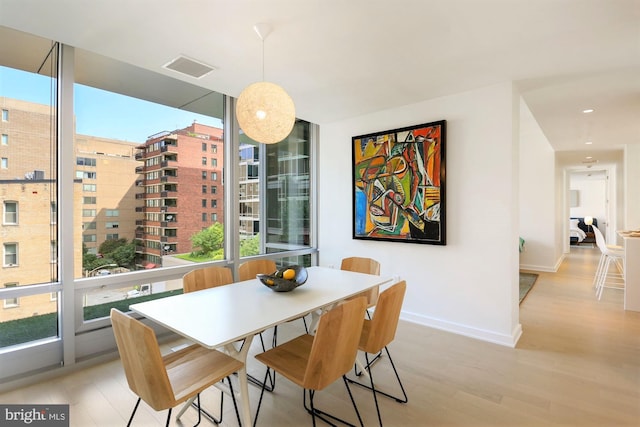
282,269 -> 296,280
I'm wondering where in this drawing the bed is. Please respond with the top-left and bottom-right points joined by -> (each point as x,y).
570,217 -> 597,245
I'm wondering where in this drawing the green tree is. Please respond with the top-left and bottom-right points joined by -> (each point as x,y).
240,234 -> 260,257
83,252 -> 98,269
190,223 -> 224,256
111,243 -> 136,268
85,257 -> 117,274
99,238 -> 128,255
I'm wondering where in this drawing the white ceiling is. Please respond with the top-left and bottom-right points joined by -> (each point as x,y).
1,0 -> 639,167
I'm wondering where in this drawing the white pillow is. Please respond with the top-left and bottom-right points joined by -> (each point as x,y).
569,219 -> 580,229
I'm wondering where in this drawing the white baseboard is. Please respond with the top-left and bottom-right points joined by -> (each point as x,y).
520,253 -> 564,273
400,310 -> 522,348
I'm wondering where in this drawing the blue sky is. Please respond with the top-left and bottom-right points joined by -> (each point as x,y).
0,66 -> 221,143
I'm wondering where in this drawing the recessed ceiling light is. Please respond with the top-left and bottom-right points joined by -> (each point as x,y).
585,141 -> 593,145
582,108 -> 594,113
585,156 -> 593,160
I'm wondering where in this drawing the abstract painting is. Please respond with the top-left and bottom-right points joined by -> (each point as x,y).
352,120 -> 446,245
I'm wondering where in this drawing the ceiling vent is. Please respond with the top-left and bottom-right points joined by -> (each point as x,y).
163,55 -> 215,79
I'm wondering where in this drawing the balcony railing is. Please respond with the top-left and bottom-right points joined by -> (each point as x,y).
160,175 -> 178,183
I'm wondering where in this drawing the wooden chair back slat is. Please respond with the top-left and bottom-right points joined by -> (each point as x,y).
183,266 -> 233,293
303,297 -> 367,390
362,280 -> 407,354
238,259 -> 277,281
341,256 -> 381,306
110,309 -> 175,411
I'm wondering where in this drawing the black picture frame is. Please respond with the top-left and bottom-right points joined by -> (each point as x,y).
352,120 -> 446,245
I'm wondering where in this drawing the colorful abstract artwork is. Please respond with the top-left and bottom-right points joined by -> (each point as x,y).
352,120 -> 446,245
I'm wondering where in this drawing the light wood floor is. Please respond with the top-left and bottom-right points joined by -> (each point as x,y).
1,246 -> 639,426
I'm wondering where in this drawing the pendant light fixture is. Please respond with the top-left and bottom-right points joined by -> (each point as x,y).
236,23 -> 295,144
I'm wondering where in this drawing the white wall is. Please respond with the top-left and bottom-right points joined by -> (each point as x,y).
569,172 -> 607,233
518,99 -> 559,271
625,144 -> 640,230
318,83 -> 522,346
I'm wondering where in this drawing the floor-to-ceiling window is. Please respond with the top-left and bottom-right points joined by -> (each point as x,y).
238,120 -> 313,268
72,62 -> 227,325
0,29 -> 61,380
0,25 -> 317,383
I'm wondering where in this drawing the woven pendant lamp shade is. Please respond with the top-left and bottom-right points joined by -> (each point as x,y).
236,81 -> 295,144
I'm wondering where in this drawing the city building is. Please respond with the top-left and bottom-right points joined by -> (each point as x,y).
238,143 -> 259,240
135,122 -> 224,266
0,97 -> 83,322
75,134 -> 142,259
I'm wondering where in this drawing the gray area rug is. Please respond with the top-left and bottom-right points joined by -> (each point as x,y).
519,273 -> 539,304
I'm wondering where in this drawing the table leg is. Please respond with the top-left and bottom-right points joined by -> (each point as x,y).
175,395 -> 196,420
308,303 -> 334,333
225,335 -> 254,427
175,336 -> 256,425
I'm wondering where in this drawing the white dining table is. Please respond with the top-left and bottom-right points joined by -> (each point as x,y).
129,266 -> 393,426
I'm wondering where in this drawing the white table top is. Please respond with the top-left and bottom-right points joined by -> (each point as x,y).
129,266 -> 393,349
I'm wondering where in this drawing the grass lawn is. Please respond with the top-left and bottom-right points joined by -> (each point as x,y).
0,289 -> 182,348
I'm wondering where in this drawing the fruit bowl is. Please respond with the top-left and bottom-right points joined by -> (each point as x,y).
257,265 -> 308,292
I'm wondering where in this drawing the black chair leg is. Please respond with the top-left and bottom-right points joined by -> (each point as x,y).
227,376 -> 242,427
309,390 -> 317,427
193,395 -> 201,427
348,346 -> 408,404
354,349 -> 383,377
343,375 -> 365,427
271,325 -> 278,348
253,367 -> 273,427
127,397 -> 141,427
301,377 -> 363,427
365,352 -> 383,427
164,407 -> 172,427
189,388 -> 223,424
384,346 -> 408,403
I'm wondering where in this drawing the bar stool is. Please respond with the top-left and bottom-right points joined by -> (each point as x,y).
592,227 -> 625,300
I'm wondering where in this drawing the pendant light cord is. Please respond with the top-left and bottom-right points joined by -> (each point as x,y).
261,36 -> 265,82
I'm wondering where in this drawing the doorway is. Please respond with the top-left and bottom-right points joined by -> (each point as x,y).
567,165 -> 618,248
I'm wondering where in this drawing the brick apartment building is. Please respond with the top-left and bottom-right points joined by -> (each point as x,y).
0,97 -> 146,321
1,97 -> 83,321
134,122 -> 225,266
1,96 -> 302,322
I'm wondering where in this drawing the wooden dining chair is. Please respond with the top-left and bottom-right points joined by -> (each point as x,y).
183,265 -> 234,293
341,256 -> 381,314
238,258 -> 309,334
253,297 -> 368,427
238,258 -> 309,392
347,281 -> 408,427
110,308 -> 243,427
238,259 -> 277,282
